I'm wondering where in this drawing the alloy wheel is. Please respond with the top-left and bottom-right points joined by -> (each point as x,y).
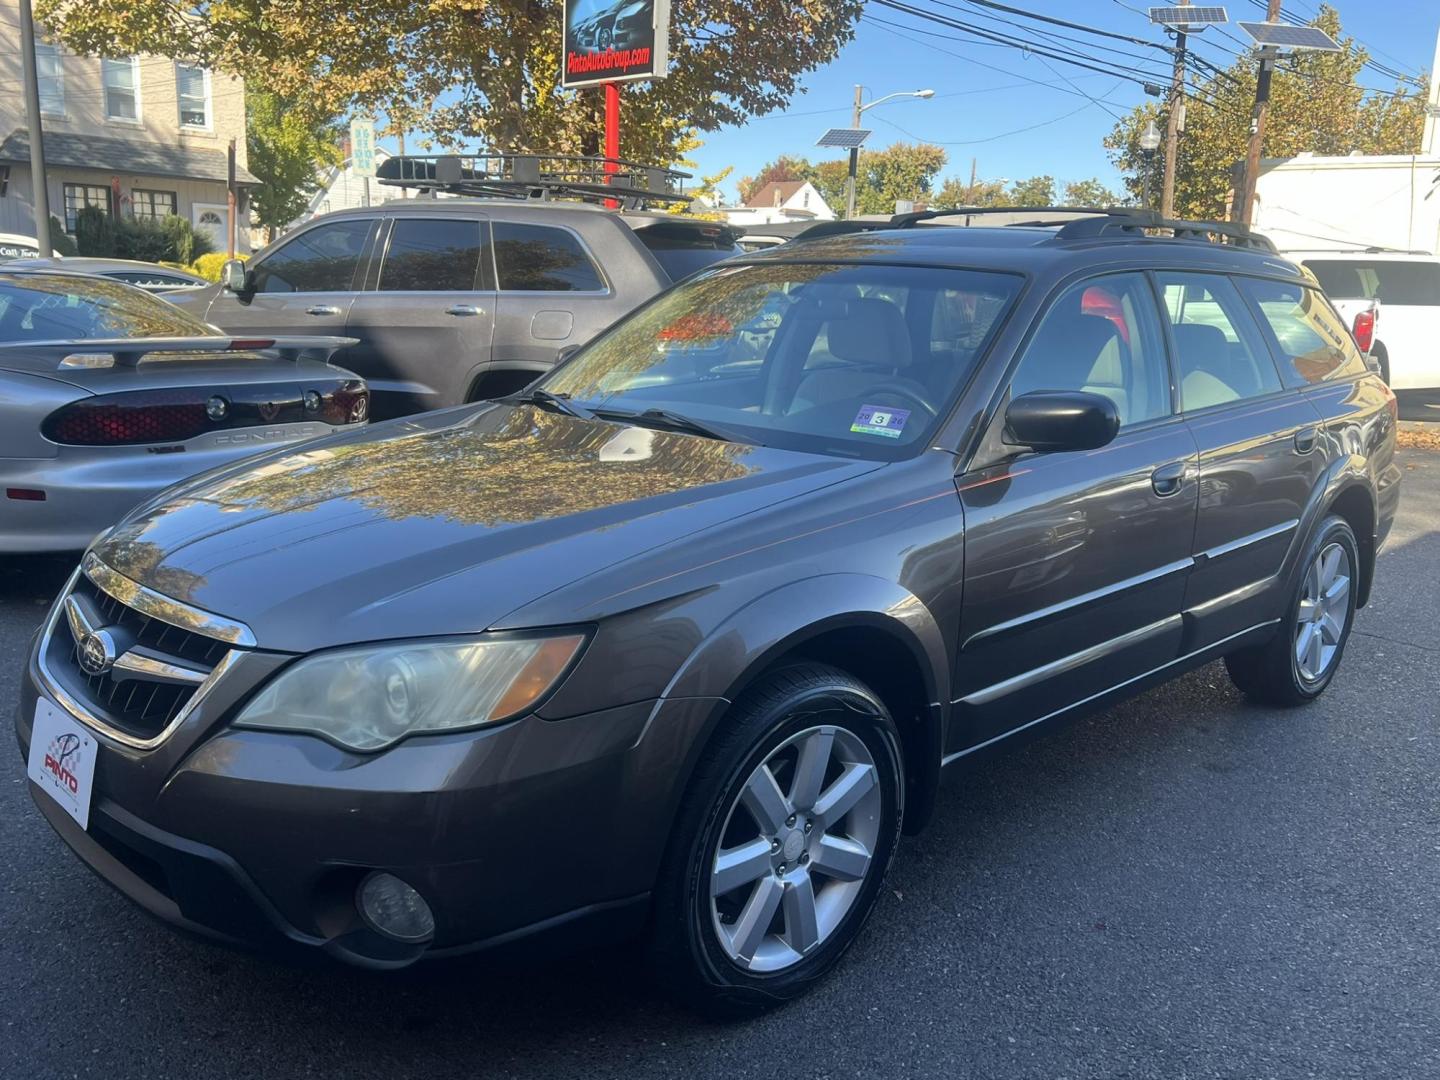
709,724 -> 882,973
1295,541 -> 1352,682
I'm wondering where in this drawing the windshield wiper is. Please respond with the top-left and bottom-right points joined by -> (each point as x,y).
505,388 -> 593,419
594,407 -> 739,443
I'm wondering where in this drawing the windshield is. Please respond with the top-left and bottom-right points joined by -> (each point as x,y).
539,262 -> 1022,460
0,273 -> 216,343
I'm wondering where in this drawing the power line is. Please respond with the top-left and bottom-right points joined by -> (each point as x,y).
868,78 -> 1127,145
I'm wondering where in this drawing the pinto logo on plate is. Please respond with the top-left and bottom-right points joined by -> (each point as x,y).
851,404 -> 910,439
27,701 -> 97,830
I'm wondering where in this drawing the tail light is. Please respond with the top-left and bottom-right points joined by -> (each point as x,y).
44,381 -> 370,446
1352,308 -> 1376,354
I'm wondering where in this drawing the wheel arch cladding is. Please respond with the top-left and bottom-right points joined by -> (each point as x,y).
664,575 -> 948,836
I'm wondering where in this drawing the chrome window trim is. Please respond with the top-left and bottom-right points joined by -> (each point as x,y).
34,564 -> 240,751
82,552 -> 257,647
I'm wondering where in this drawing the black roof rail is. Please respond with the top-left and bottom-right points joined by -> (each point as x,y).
374,153 -> 692,209
791,219 -> 894,242
890,205 -> 1126,228
1050,210 -> 1278,252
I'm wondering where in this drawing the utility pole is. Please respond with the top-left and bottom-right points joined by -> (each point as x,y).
226,138 -> 237,258
845,84 -> 863,219
1237,0 -> 1283,225
18,0 -> 52,255
969,157 -> 978,202
1161,0 -> 1189,218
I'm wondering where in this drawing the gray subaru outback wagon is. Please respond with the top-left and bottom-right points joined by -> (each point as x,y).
18,209 -> 1400,1015
170,157 -> 743,420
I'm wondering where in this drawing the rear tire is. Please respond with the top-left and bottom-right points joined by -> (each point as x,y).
1225,514 -> 1359,706
647,664 -> 904,1018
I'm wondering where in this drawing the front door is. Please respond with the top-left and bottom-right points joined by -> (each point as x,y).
203,216 -> 376,341
342,215 -> 496,418
950,272 -> 1199,755
1166,272 -> 1330,649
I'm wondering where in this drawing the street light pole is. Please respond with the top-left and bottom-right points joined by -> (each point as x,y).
1139,119 -> 1162,210
845,87 -> 935,219
1238,0 -> 1284,224
18,0 -> 52,256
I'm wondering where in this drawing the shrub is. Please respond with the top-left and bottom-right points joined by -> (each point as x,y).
189,251 -> 245,282
75,206 -> 116,257
109,214 -> 215,265
48,217 -> 78,257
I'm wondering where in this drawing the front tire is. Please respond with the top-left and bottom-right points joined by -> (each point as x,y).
648,664 -> 904,1016
1225,514 -> 1359,706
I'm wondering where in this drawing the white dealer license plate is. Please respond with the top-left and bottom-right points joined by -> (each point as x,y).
27,699 -> 97,830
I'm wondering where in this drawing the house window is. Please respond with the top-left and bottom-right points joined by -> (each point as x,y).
176,64 -> 210,128
63,184 -> 112,232
36,41 -> 64,116
101,57 -> 140,121
132,189 -> 178,222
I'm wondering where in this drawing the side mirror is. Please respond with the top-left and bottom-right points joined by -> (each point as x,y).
1004,390 -> 1120,453
221,258 -> 250,293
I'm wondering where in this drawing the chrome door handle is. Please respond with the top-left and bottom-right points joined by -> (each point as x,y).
1151,461 -> 1188,497
1294,426 -> 1319,454
305,305 -> 341,317
445,304 -> 483,317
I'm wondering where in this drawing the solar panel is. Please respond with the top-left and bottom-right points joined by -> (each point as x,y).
1237,21 -> 1341,50
816,128 -> 872,149
1149,6 -> 1228,26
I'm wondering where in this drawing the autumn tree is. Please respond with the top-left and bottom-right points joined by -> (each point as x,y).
1104,4 -> 1429,219
36,0 -> 865,167
737,157 -> 809,204
247,90 -> 344,242
805,143 -> 948,216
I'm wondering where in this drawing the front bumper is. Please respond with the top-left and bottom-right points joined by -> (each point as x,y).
0,421 -> 346,553
17,665 -> 721,967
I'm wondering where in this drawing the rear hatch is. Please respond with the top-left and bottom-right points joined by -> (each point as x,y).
626,218 -> 744,282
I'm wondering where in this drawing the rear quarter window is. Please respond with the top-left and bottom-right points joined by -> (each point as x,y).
1237,277 -> 1367,386
1303,259 -> 1440,306
635,224 -> 744,282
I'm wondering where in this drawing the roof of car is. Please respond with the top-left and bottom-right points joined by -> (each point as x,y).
5,257 -> 206,276
736,223 -> 1307,281
312,196 -> 728,232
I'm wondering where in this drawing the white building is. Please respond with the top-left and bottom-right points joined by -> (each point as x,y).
1253,152 -> 1440,253
722,180 -> 834,227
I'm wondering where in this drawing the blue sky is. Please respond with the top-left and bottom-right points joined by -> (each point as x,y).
675,0 -> 1437,202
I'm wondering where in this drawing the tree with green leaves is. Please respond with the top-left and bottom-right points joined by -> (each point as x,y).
247,89 -> 345,242
737,157 -> 809,205
36,0 -> 865,167
1062,178 -> 1123,207
1105,4 -> 1429,220
806,143 -> 949,216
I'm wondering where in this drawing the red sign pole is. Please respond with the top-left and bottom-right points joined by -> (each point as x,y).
604,81 -> 620,208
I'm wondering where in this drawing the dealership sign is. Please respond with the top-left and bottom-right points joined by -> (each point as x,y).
561,0 -> 671,88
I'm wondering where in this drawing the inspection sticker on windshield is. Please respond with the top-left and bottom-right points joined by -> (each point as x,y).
851,404 -> 910,439
28,699 -> 96,830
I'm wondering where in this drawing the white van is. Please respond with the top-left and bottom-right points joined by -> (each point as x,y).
1296,251 -> 1440,411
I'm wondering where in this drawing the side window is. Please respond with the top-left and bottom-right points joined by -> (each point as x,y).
492,223 -> 604,292
251,219 -> 373,294
1155,272 -> 1282,411
378,219 -> 484,292
1237,278 -> 1367,385
1010,272 -> 1170,427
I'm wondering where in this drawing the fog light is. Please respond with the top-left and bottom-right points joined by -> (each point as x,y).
356,872 -> 435,943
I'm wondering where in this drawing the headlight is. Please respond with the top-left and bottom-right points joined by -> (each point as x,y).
232,633 -> 586,752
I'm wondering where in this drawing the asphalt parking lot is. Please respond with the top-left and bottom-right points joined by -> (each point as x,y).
3,449 -> 1437,1080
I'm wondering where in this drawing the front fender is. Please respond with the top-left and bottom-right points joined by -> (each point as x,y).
660,572 -> 950,710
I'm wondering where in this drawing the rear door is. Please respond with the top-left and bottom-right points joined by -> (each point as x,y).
1159,271 -> 1322,650
952,271 -> 1199,753
490,220 -> 615,392
202,216 -> 375,338
342,214 -> 495,418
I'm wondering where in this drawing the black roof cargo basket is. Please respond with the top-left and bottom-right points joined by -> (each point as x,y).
375,153 -> 692,209
791,206 -> 1278,253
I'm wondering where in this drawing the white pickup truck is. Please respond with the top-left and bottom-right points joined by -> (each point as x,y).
1295,252 -> 1440,417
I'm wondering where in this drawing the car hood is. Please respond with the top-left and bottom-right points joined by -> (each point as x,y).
93,403 -> 881,652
